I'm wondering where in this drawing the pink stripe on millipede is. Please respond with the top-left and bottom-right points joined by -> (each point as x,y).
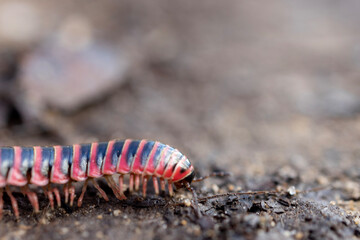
51,146 -> 69,184
30,146 -> 48,186
163,156 -> 177,179
144,142 -> 159,175
131,140 -> 147,174
71,144 -> 87,181
0,149 -> 5,187
88,142 -> 102,178
155,146 -> 169,177
7,146 -> 27,186
116,139 -> 131,174
101,140 -> 115,175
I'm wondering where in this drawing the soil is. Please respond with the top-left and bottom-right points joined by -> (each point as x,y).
1,1 -> 360,239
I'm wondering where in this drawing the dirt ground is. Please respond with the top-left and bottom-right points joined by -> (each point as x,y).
1,1 -> 360,239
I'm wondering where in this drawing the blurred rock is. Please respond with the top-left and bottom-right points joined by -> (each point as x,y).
57,15 -> 93,52
286,76 -> 360,118
0,50 -> 19,80
0,93 -> 24,128
344,181 -> 360,199
0,78 -> 23,128
256,230 -> 288,240
0,99 -> 8,127
277,166 -> 299,182
244,214 -> 261,228
0,1 -> 41,46
20,39 -> 128,115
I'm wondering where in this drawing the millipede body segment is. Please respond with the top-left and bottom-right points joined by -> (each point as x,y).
0,139 -> 195,218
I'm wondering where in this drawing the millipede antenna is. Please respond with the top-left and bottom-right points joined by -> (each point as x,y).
185,182 -> 202,218
197,186 -> 329,202
192,171 -> 231,183
198,190 -> 278,202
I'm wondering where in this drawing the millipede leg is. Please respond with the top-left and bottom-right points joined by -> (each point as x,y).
43,187 -> 54,209
0,189 -> 3,220
112,176 -> 126,200
135,174 -> 140,191
77,179 -> 89,207
46,185 -> 61,207
153,177 -> 159,195
105,176 -> 124,200
28,192 -> 39,213
160,178 -> 166,192
5,186 -> 19,219
142,176 -> 148,197
68,184 -> 76,207
91,179 -> 109,201
104,176 -> 118,198
168,181 -> 174,196
53,187 -> 61,207
21,186 -> 39,213
63,183 -> 69,204
129,174 -> 134,193
118,175 -> 127,199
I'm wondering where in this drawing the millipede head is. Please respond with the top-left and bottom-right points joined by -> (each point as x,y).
170,152 -> 196,189
173,171 -> 195,189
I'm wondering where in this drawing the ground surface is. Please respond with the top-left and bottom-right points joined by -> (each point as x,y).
1,1 -> 360,239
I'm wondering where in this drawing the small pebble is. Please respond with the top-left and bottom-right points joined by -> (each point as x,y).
278,166 -> 298,180
259,217 -> 267,229
184,199 -> 191,207
39,218 -> 49,225
283,231 -> 292,237
354,216 -> 360,225
227,184 -> 235,191
295,232 -> 304,239
193,226 -> 201,237
317,175 -> 329,185
60,227 -> 69,235
96,231 -> 104,239
113,209 -> 121,216
181,220 -> 187,226
212,184 -> 219,193
97,215 -> 103,219
205,229 -> 215,238
276,185 -> 285,192
287,186 -> 296,196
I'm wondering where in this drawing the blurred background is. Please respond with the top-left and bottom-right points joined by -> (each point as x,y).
1,0 -> 360,188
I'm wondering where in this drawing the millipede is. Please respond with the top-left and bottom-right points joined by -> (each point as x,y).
0,138 -> 316,220
0,139 -> 211,219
